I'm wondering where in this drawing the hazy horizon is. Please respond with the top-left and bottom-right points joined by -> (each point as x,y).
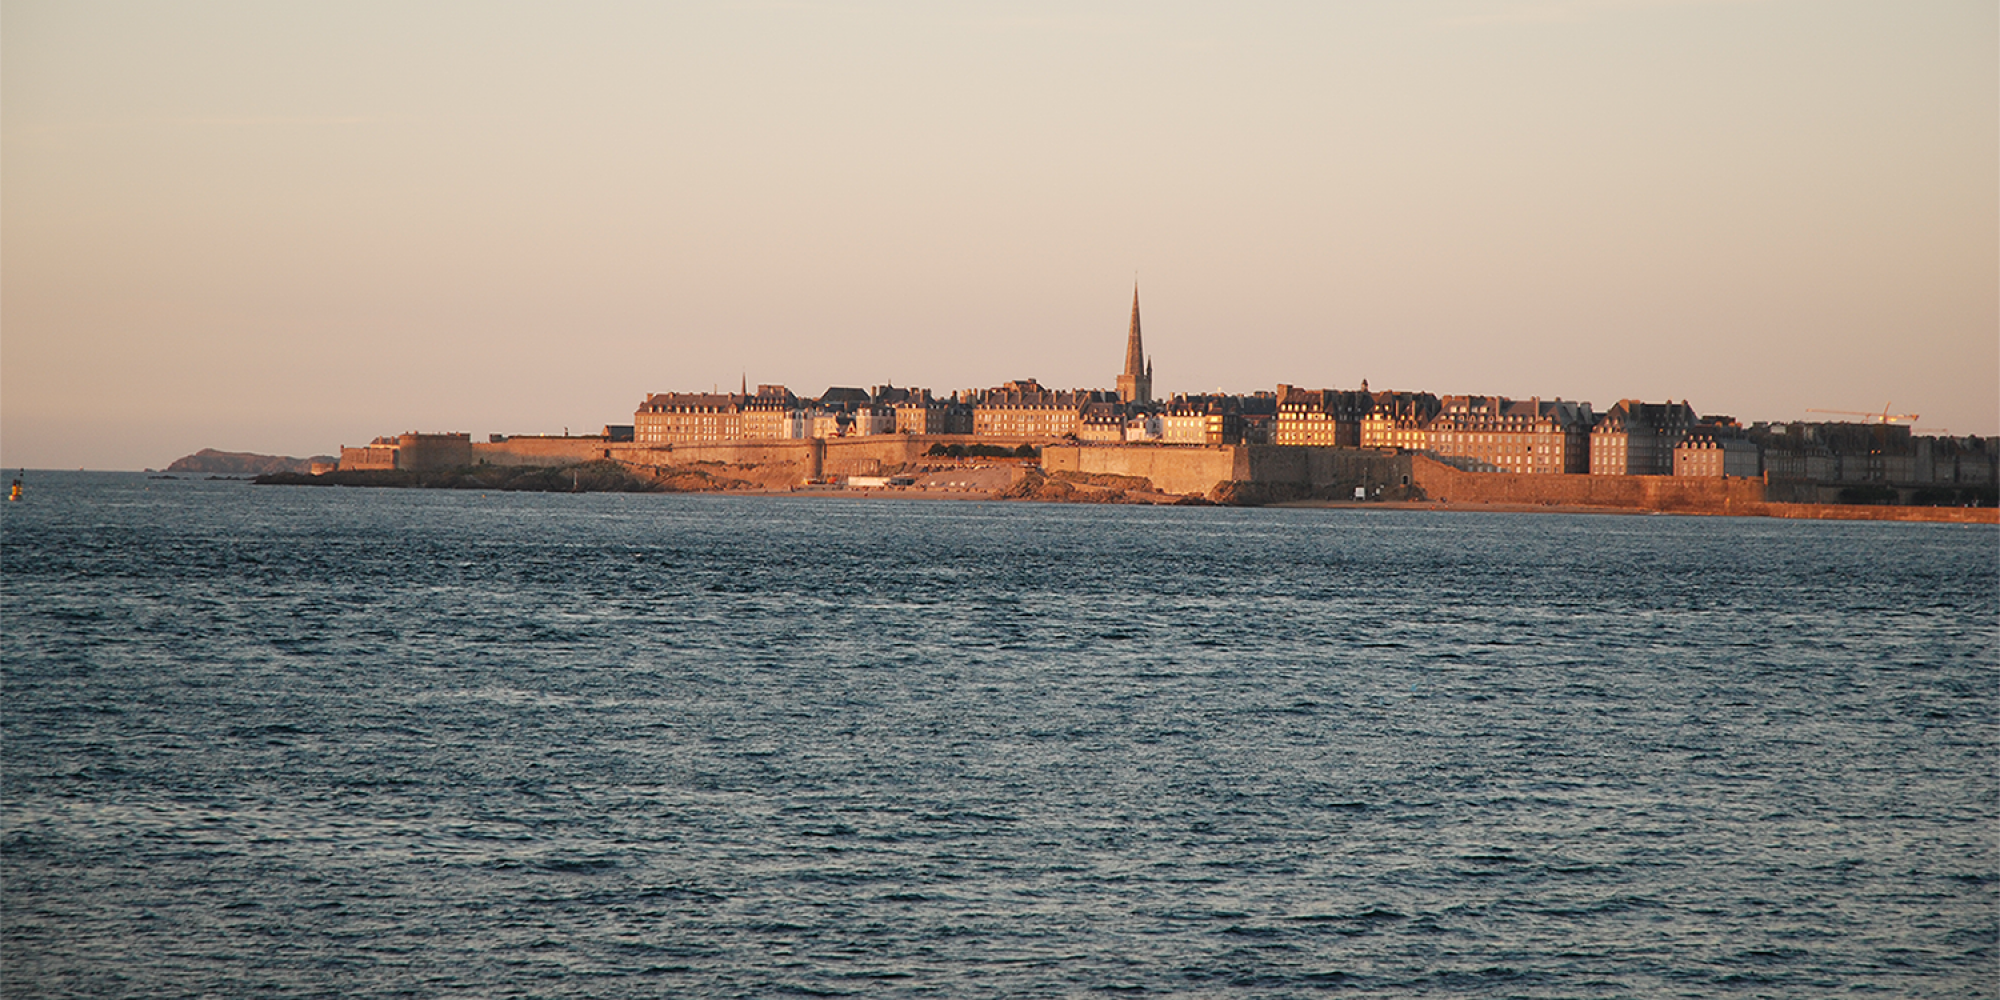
6,1 -> 1995,470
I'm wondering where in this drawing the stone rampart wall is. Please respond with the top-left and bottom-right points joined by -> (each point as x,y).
652,440 -> 813,467
1412,455 -> 1767,511
396,434 -> 473,473
472,438 -> 619,467
1757,503 -> 1997,524
1042,444 -> 1413,497
339,445 -> 397,472
825,437 -> 935,466
475,434 -> 1026,481
1241,446 -> 1412,492
1042,445 -> 1244,496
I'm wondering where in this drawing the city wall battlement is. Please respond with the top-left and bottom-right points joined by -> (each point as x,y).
378,435 -> 1995,520
1755,503 -> 1995,524
472,437 -> 620,467
1042,444 -> 1412,497
1042,444 -> 1243,496
1410,455 -> 1768,512
1411,457 -> 1994,522
473,434 -> 1051,480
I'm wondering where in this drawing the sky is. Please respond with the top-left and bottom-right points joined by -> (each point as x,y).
4,0 -> 1994,469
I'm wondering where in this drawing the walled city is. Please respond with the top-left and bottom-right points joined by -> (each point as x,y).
335,289 -> 1996,514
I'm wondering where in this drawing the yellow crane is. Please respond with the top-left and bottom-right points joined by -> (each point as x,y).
1805,404 -> 1921,425
1801,406 -> 1954,439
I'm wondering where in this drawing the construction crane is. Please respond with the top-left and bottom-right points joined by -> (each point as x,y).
1805,404 -> 1920,425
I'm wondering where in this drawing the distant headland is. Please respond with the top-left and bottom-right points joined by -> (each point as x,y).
222,287 -> 1993,522
165,448 -> 337,476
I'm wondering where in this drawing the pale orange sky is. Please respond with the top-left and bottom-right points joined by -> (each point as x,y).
5,1 -> 1995,468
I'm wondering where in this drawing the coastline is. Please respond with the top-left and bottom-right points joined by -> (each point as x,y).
246,465 -> 1998,524
1273,497 -> 1999,524
725,486 -> 1998,523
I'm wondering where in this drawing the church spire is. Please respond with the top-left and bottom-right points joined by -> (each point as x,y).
1116,283 -> 1153,404
1124,284 -> 1145,378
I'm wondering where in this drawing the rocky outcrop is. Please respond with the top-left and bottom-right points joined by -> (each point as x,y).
994,469 -> 1208,505
167,449 -> 335,475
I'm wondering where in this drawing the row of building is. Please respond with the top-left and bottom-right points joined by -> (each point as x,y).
346,287 -> 1994,488
629,378 -> 1776,478
626,285 -> 1992,484
628,290 -> 1736,473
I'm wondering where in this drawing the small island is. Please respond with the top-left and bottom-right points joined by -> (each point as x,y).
166,448 -> 337,476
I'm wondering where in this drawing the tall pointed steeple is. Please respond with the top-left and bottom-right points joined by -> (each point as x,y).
1124,286 -> 1145,377
1117,283 -> 1153,404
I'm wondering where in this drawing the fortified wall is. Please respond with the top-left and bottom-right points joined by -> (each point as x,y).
472,438 -> 1415,497
1410,455 -> 1768,511
1042,444 -> 1412,497
473,436 -> 622,467
1046,445 -> 1776,509
339,432 -> 474,473
665,436 -> 934,478
1042,444 -> 1241,496
473,434 -> 1051,482
1241,446 -> 1414,494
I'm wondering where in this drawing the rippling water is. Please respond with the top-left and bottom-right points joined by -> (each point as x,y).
3,472 -> 1995,997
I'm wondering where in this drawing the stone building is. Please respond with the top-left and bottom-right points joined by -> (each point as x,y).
1590,400 -> 1696,475
971,379 -> 1113,439
1674,425 -> 1761,477
634,383 -> 953,443
1126,411 -> 1165,442
807,387 -> 894,437
1359,390 -> 1441,450
1160,394 -> 1244,445
1078,402 -> 1129,443
1238,401 -> 1277,445
1754,423 -> 1997,488
878,386 -> 971,435
1755,422 -> 1906,482
1922,436 -> 1997,486
339,436 -> 400,471
337,432 -> 472,472
1429,396 -> 1593,474
739,386 -> 801,440
635,392 -> 744,445
851,405 -> 896,436
1274,386 -> 1371,446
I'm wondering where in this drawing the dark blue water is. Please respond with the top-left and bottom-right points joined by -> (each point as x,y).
4,472 -> 1995,998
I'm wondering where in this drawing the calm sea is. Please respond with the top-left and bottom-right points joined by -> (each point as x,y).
3,472 -> 1995,998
